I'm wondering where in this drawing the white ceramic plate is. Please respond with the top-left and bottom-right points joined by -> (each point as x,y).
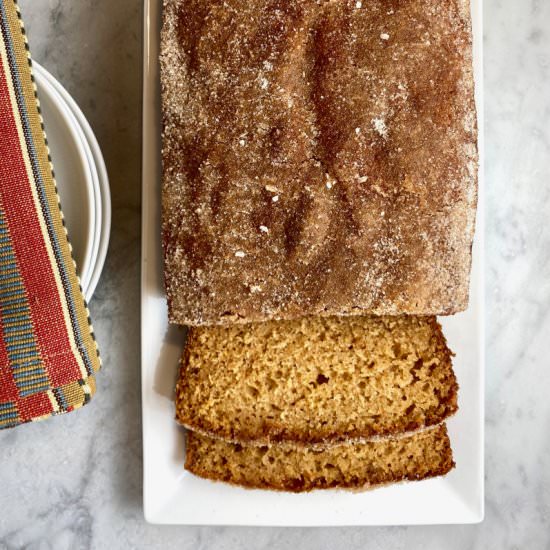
142,0 -> 484,526
34,63 -> 110,300
34,65 -> 95,292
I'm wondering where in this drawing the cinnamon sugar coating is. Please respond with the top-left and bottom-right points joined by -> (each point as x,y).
161,0 -> 478,325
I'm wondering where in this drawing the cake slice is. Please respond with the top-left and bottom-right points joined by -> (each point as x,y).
185,424 -> 454,492
176,315 -> 457,447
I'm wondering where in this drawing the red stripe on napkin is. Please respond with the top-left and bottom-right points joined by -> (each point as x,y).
0,54 -> 82,387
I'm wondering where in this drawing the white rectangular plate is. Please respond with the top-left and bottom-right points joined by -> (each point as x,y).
142,0 -> 484,526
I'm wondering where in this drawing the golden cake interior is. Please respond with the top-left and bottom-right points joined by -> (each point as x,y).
177,315 -> 457,445
185,424 -> 454,492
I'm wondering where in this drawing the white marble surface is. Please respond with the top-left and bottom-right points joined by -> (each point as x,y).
0,0 -> 548,548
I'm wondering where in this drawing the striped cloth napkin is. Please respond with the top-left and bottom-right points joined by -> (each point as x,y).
0,0 -> 101,429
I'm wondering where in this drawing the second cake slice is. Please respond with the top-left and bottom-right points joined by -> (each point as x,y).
185,424 -> 454,492
176,315 -> 457,447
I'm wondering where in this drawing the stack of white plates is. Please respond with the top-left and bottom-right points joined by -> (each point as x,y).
34,63 -> 111,301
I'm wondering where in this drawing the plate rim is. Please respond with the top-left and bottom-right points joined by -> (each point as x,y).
33,62 -> 111,301
33,63 -> 96,296
141,0 -> 484,526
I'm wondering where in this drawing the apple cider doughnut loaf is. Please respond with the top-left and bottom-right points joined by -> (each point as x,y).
161,0 -> 478,325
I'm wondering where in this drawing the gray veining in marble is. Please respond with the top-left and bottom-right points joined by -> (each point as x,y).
1,0 -> 549,548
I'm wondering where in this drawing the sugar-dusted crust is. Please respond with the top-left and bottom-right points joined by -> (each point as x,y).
161,0 -> 478,326
184,424 -> 455,492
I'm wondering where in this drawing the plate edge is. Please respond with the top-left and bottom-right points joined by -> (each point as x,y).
140,0 -> 485,526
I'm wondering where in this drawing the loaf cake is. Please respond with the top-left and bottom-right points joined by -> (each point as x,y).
160,0 -> 478,326
185,424 -> 454,492
176,315 -> 457,446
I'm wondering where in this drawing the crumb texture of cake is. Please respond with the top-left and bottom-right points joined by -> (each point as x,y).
185,424 -> 454,492
161,0 -> 478,325
176,315 -> 458,446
